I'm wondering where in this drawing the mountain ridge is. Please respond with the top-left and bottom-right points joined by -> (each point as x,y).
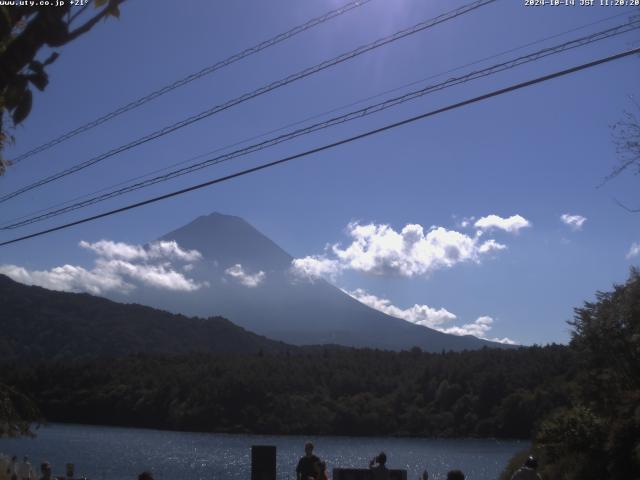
0,273 -> 294,361
147,212 -> 513,352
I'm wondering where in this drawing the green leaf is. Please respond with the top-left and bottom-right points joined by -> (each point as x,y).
28,60 -> 44,75
42,52 -> 60,66
94,0 -> 108,7
27,71 -> 48,91
12,89 -> 32,125
4,76 -> 28,110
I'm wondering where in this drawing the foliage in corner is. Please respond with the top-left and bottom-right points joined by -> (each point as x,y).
501,268 -> 640,480
611,103 -> 640,180
0,0 -> 124,174
0,382 -> 41,437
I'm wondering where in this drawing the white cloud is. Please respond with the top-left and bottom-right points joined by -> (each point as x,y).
560,214 -> 587,231
627,242 -> 640,259
1,239 -> 205,295
440,315 -> 494,337
0,264 -> 134,295
291,255 -> 341,280
458,216 -> 475,228
79,240 -> 145,261
147,241 -> 202,262
474,214 -> 531,234
292,221 -> 508,279
345,289 -> 518,345
79,240 -> 201,262
344,288 -> 456,327
440,315 -> 517,345
478,239 -> 507,253
99,259 -> 203,291
225,264 -> 265,287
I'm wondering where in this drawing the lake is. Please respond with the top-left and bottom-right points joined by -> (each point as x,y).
0,424 -> 525,480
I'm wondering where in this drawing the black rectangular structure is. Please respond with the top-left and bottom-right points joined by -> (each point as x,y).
333,468 -> 407,480
251,445 -> 276,480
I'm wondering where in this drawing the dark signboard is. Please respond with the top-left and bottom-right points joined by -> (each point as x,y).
251,445 -> 276,480
333,468 -> 408,480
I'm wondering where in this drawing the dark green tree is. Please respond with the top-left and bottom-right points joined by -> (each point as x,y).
0,383 -> 41,437
503,269 -> 640,479
0,0 -> 124,174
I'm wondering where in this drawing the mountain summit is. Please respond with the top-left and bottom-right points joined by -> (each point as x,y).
161,213 -> 291,272
125,212 -> 509,352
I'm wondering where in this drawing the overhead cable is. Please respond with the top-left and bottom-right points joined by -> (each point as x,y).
4,7 -> 632,229
3,8 -> 628,230
9,0 -> 374,164
0,0 -> 496,204
3,19 -> 638,230
1,45 -> 638,247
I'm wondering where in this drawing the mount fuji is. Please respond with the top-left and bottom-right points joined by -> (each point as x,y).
111,212 -> 511,352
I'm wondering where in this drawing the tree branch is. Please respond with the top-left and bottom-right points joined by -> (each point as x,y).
66,0 -> 125,43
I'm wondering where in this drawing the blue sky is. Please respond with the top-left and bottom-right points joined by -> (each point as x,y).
0,0 -> 638,345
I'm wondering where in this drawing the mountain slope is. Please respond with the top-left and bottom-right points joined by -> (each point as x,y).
0,274 -> 293,361
132,212 -> 510,352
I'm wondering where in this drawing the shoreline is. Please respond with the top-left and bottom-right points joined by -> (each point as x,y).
23,420 -> 533,443
0,424 -> 525,480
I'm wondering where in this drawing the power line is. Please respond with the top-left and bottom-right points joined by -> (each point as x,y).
1,46 -> 637,248
3,19 -> 638,230
5,20 -> 638,229
2,9 -> 629,230
0,0 -> 496,205
9,0 -> 374,164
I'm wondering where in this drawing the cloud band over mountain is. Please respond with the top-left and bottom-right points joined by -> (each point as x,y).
344,288 -> 516,345
0,240 -> 206,294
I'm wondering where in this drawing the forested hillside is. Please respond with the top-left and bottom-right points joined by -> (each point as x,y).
0,345 -> 573,439
0,274 -> 292,359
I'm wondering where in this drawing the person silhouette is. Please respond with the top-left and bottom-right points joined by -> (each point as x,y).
8,455 -> 18,480
296,442 -> 322,480
369,452 -> 389,480
17,457 -> 32,480
38,462 -> 52,480
510,456 -> 542,480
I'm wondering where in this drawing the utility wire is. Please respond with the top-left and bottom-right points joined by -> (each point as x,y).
1,46 -> 638,248
1,9 -> 629,230
0,0 -> 496,205
3,19 -> 638,230
9,0 -> 374,164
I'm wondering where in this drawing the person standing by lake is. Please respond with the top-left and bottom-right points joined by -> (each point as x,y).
38,462 -> 52,480
369,452 -> 389,480
296,442 -> 322,480
17,457 -> 31,480
7,455 -> 18,480
510,456 -> 542,480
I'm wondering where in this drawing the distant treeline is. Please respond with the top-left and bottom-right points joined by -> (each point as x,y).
1,344 -> 573,439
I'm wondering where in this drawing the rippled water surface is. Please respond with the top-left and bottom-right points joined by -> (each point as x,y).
0,423 -> 525,479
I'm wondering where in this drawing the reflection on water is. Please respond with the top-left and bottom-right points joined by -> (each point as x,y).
0,423 -> 525,480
